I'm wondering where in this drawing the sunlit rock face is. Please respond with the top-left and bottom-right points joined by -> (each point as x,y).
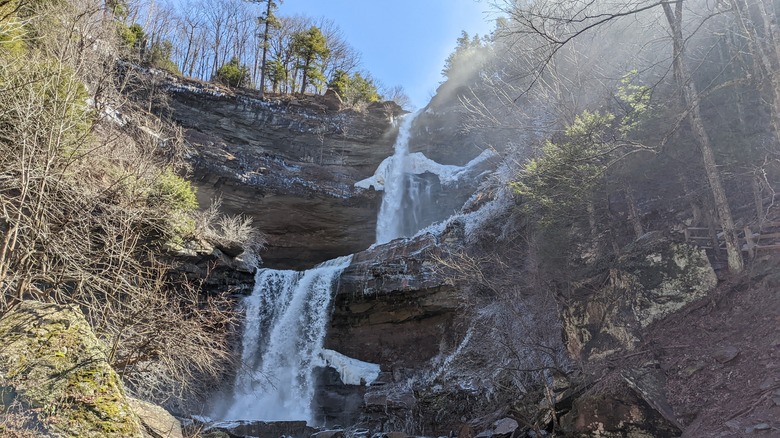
158,77 -> 403,269
0,301 -> 145,438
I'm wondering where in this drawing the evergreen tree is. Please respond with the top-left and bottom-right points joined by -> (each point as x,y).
347,72 -> 380,104
268,58 -> 287,93
442,30 -> 481,79
256,0 -> 282,96
327,68 -> 349,96
292,25 -> 329,94
327,69 -> 380,106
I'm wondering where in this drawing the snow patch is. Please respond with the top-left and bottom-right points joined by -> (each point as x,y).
319,349 -> 380,386
355,148 -> 496,191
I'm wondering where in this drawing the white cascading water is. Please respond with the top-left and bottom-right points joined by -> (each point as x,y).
376,111 -> 420,244
221,111 -> 431,424
222,255 -> 351,421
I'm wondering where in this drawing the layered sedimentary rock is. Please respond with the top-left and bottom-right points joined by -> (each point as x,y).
329,232 -> 461,367
156,75 -> 404,269
320,225 -> 468,433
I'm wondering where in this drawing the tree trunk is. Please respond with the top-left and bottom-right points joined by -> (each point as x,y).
663,1 -> 744,273
731,0 -> 780,142
258,0 -> 272,96
752,172 -> 765,226
300,57 -> 310,94
624,185 -> 644,239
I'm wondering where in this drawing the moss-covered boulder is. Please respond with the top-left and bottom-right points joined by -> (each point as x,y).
0,300 -> 144,437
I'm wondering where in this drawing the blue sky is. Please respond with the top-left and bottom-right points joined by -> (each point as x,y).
280,0 -> 497,109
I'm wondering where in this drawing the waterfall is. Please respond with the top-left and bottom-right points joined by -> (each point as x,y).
220,110 -> 438,424
222,255 -> 351,422
376,111 -> 420,244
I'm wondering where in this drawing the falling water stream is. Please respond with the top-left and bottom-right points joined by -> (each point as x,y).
376,111 -> 419,244
220,112 -> 421,423
222,256 -> 352,421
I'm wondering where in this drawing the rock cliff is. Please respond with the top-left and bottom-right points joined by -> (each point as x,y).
154,74 -> 404,269
329,231 -> 461,367
152,72 -> 732,437
318,222 -> 717,436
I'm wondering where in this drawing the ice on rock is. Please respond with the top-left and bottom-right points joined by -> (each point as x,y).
319,349 -> 380,386
355,148 -> 496,191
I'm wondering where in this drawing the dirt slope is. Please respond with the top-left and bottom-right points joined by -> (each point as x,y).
648,253 -> 780,437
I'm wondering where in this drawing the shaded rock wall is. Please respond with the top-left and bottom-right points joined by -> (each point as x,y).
328,233 -> 461,368
562,232 -> 717,362
553,233 -> 715,437
322,229 -> 468,434
319,228 -> 713,437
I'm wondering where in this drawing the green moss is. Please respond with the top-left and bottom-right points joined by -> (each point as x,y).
0,301 -> 143,437
150,168 -> 198,212
0,1 -> 28,55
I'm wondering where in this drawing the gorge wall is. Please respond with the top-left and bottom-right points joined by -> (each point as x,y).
150,70 -> 729,437
156,75 -> 404,269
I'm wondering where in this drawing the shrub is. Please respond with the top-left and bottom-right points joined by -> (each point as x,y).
149,168 -> 198,211
327,70 -> 380,107
0,0 -> 236,412
146,168 -> 198,242
147,40 -> 180,74
194,198 -> 266,263
117,22 -> 144,49
213,56 -> 250,88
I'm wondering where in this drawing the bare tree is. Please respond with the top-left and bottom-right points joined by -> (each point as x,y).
382,84 -> 412,109
491,0 -> 745,272
0,0 -> 245,406
317,16 -> 361,83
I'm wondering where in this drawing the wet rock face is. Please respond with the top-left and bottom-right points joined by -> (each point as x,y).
201,419 -> 316,438
158,78 -> 401,269
311,366 -> 366,428
328,233 -> 462,368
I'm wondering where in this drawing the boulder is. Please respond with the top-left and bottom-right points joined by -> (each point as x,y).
0,301 -> 144,437
323,89 -> 343,110
562,233 -> 716,361
204,420 -> 316,438
492,418 -> 519,437
128,397 -> 184,438
311,429 -> 345,438
367,101 -> 406,117
474,418 -> 520,438
559,367 -> 682,437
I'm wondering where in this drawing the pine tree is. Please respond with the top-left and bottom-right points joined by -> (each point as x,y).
292,25 -> 329,94
257,0 -> 282,96
442,31 -> 481,79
